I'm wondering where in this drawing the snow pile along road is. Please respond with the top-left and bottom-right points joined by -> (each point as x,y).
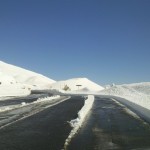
100,83 -> 150,110
64,95 -> 94,148
99,82 -> 150,122
0,96 -> 60,113
33,95 -> 60,103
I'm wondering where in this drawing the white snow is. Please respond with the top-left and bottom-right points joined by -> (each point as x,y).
0,84 -> 31,97
50,78 -> 104,92
0,61 -> 56,97
0,96 -> 70,129
70,95 -> 94,128
0,61 -> 104,97
0,61 -> 55,90
0,72 -> 31,97
0,96 -> 60,113
64,95 -> 94,148
99,82 -> 150,110
33,95 -> 60,103
99,82 -> 150,122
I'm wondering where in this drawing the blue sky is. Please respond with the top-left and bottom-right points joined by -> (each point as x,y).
0,0 -> 150,85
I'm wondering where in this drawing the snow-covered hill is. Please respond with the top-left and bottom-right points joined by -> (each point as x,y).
0,72 -> 30,97
0,61 -> 55,89
50,78 -> 104,92
99,82 -> 150,110
0,61 -> 56,97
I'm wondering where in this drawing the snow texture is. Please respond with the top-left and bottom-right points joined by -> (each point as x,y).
0,78 -> 31,97
50,78 -> 104,92
0,60 -> 56,97
0,61 -> 55,90
33,95 -> 60,103
99,82 -> 150,122
0,96 -> 69,129
99,82 -> 150,110
64,95 -> 94,148
0,96 -> 60,113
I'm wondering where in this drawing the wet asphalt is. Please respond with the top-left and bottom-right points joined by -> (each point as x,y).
68,97 -> 150,150
1,96 -> 150,150
0,96 -> 84,150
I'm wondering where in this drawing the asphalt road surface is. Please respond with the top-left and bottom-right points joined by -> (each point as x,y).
68,97 -> 150,150
0,96 -> 84,150
1,96 -> 150,150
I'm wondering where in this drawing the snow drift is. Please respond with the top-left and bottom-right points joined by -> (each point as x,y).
50,78 -> 104,92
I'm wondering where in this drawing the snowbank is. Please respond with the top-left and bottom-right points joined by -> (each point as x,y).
99,82 -> 150,122
99,83 -> 150,110
33,95 -> 60,103
0,96 -> 60,113
64,95 -> 94,148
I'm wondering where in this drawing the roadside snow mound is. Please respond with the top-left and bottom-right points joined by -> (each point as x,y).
50,78 -> 104,92
0,61 -> 55,89
64,95 -> 94,148
99,82 -> 150,110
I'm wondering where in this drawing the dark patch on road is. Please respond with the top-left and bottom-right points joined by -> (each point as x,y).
68,97 -> 150,150
0,96 -> 84,150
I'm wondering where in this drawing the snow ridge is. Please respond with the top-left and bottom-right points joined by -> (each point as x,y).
64,95 -> 94,149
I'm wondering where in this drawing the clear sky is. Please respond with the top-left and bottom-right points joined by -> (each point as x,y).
0,0 -> 150,85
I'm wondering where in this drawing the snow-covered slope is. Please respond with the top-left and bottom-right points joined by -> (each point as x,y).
0,61 -> 55,89
99,82 -> 150,110
0,72 -> 30,97
50,78 -> 104,92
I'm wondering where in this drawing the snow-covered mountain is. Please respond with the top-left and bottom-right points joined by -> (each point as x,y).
0,61 -> 55,89
50,78 -> 104,92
